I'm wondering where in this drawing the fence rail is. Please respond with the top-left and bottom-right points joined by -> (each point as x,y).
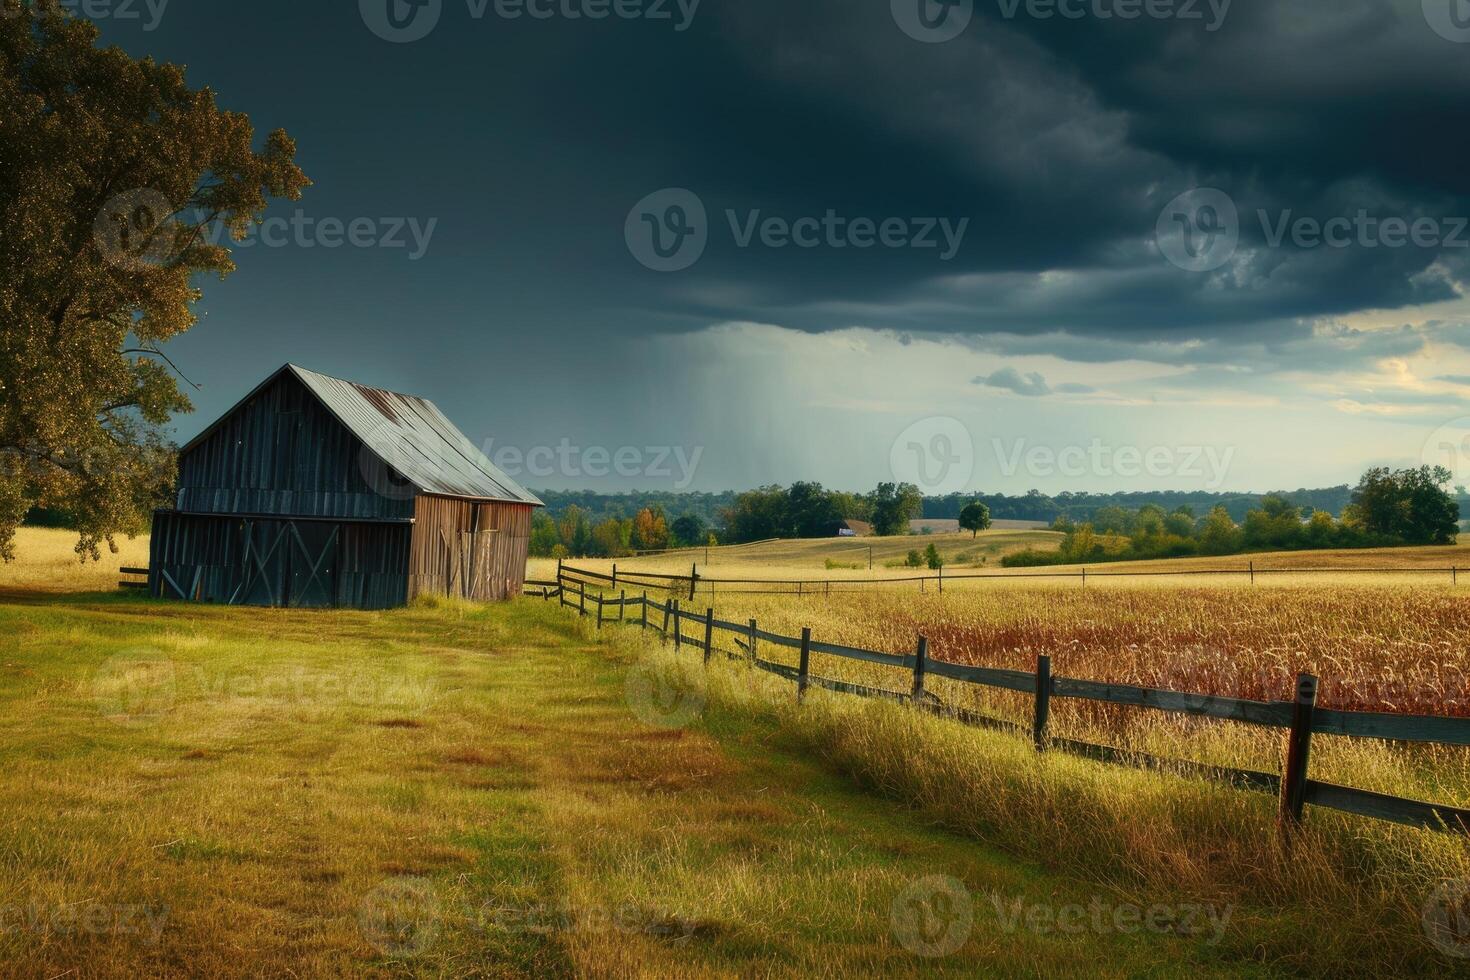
536,565 -> 1470,839
545,557 -> 1469,601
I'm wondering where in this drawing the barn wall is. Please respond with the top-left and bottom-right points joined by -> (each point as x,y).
176,370 -> 414,522
149,511 -> 411,610
408,495 -> 534,601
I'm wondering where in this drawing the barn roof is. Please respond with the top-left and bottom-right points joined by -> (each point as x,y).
182,364 -> 543,507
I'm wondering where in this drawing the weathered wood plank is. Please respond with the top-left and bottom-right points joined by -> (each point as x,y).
1051,677 -> 1293,728
925,660 -> 1037,694
1304,780 -> 1470,834
1312,708 -> 1470,746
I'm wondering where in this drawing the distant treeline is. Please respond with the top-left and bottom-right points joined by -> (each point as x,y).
921,488 -> 1365,525
1002,467 -> 1460,568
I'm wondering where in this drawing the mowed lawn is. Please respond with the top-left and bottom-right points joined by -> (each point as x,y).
0,586 -> 1271,978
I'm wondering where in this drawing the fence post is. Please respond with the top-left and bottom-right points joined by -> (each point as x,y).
1455,566 -> 1459,587
579,582 -> 587,617
704,608 -> 715,665
619,589 -> 626,623
748,618 -> 758,665
911,636 -> 929,706
939,566 -> 943,594
596,593 -> 604,630
641,591 -> 649,630
797,627 -> 812,703
612,564 -> 617,590
1250,561 -> 1255,585
557,558 -> 563,588
660,596 -> 671,644
1279,673 -> 1319,835
1032,655 -> 1052,751
1081,567 -> 1087,588
673,600 -> 682,652
689,563 -> 698,601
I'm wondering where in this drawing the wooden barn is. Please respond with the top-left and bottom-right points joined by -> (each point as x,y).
148,364 -> 543,609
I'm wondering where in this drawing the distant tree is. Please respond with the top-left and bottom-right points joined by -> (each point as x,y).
1091,505 -> 1134,536
1198,506 -> 1241,555
721,486 -> 789,543
591,518 -> 633,558
924,543 -> 943,570
787,481 -> 843,538
959,501 -> 992,538
869,482 -> 924,536
1350,466 -> 1459,544
1164,506 -> 1196,538
905,549 -> 924,568
631,507 -> 669,552
529,513 -> 560,557
670,514 -> 707,548
558,505 -> 592,556
0,5 -> 309,562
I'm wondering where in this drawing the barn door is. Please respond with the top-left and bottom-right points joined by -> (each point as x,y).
287,523 -> 340,608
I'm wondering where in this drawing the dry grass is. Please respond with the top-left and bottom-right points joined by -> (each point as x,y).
0,591 -> 1263,976
586,610 -> 1470,977
0,526 -> 151,593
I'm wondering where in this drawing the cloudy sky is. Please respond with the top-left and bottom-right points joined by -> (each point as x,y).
94,1 -> 1470,495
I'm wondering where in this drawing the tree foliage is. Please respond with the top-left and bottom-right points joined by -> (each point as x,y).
958,501 -> 991,538
0,2 -> 309,560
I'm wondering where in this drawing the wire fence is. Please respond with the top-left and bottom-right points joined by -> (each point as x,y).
527,566 -> 1470,842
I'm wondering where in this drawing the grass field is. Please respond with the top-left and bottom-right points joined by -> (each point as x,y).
5,528 -> 1470,975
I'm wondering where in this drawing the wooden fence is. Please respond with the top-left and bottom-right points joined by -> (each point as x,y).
536,565 -> 1470,840
545,558 -> 1469,600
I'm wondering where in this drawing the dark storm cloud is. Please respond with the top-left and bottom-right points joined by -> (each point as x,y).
612,0 -> 1470,343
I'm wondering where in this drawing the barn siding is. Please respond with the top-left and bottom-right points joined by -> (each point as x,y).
149,511 -> 411,610
176,370 -> 414,522
408,495 -> 533,601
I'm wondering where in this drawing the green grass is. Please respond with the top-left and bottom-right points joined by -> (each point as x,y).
0,589 -> 1297,978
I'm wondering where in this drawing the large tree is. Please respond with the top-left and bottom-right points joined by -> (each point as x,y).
0,2 -> 308,560
1348,466 -> 1460,545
